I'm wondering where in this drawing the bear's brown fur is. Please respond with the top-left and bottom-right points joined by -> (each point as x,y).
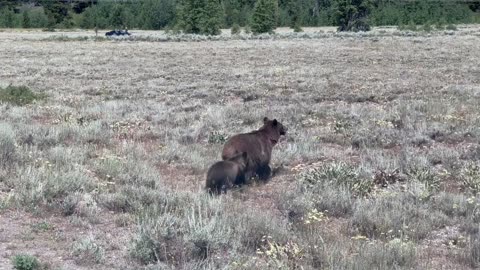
205,152 -> 248,195
221,117 -> 287,182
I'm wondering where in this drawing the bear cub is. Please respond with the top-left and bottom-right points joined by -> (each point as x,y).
205,152 -> 248,195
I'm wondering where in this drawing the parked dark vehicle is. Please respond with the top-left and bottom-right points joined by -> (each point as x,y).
105,30 -> 131,37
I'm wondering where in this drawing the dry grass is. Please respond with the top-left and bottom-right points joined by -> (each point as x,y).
0,26 -> 480,269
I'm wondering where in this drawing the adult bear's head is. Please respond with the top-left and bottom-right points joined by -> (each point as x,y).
260,117 -> 287,144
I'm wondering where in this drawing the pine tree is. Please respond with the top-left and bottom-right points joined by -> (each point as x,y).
176,0 -> 203,33
176,0 -> 224,35
2,8 -> 15,28
110,4 -> 126,29
22,10 -> 30,28
251,0 -> 278,34
223,0 -> 242,27
200,0 -> 223,35
334,0 -> 372,32
284,0 -> 300,28
0,0 -> 15,9
141,0 -> 175,30
41,0 -> 69,25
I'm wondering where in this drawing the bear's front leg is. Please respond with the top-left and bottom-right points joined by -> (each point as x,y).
257,165 -> 272,181
243,170 -> 256,184
235,173 -> 246,186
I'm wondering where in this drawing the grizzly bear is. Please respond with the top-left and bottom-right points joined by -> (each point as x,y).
205,152 -> 248,195
221,117 -> 287,182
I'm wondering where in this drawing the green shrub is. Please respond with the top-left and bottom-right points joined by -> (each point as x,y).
279,162 -> 369,222
435,18 -> 447,30
408,168 -> 440,194
293,23 -> 303,32
406,20 -> 417,31
11,254 -> 40,270
0,85 -> 44,106
98,193 -> 133,213
165,24 -> 182,35
231,23 -> 240,35
207,131 -> 227,144
422,21 -> 433,32
299,162 -> 373,197
446,24 -> 457,31
244,25 -> 252,34
280,182 -> 353,220
462,163 -> 480,194
30,221 -> 54,233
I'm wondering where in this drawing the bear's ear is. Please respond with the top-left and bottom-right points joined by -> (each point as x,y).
272,119 -> 278,126
263,117 -> 269,123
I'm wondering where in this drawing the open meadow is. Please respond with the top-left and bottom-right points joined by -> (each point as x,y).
1,26 -> 480,269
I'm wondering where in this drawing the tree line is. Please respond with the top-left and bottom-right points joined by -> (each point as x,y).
1,0 -> 479,33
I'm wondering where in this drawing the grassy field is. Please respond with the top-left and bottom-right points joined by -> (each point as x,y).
1,26 -> 480,269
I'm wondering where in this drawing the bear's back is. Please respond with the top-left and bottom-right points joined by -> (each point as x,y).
222,133 -> 270,162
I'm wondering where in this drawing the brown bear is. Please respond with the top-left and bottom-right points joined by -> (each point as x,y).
221,117 -> 287,182
205,152 -> 248,195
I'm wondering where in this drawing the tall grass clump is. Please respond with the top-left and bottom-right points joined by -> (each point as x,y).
278,162 -> 369,229
0,123 -> 16,167
351,185 -> 449,241
91,154 -> 159,191
351,239 -> 417,269
466,230 -> 480,268
71,235 -> 105,265
129,191 -> 222,265
129,190 -> 289,266
11,166 -> 96,210
461,162 -> 480,194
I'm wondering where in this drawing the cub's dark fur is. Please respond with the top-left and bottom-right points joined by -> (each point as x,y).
206,152 -> 248,195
